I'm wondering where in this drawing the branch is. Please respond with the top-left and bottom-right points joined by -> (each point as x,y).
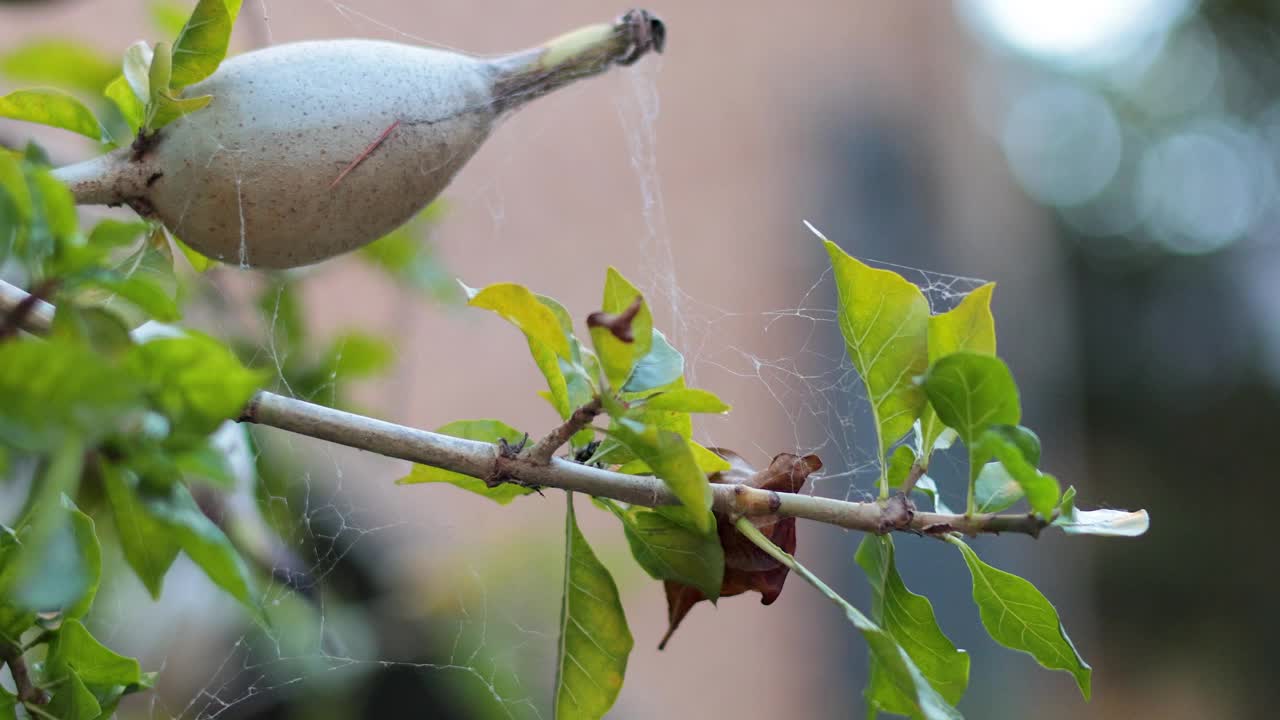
239,391 -> 1047,536
0,278 -> 1050,537
0,642 -> 49,706
900,462 -> 927,495
525,398 -> 603,465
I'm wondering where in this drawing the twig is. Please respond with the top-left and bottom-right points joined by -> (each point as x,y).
525,398 -> 603,465
1,642 -> 49,706
0,278 -> 1051,538
900,462 -> 927,495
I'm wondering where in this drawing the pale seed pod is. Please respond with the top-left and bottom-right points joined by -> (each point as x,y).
53,10 -> 665,268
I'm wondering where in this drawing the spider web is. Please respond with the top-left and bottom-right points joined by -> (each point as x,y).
75,3 -> 988,718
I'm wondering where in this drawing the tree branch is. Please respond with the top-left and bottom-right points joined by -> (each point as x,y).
0,278 -> 1050,538
525,398 -> 603,465
1,642 -> 49,706
900,462 -> 927,495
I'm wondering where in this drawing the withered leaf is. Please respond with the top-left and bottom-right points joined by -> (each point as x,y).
659,450 -> 822,649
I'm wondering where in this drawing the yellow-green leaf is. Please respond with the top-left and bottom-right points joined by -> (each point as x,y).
150,92 -> 212,129
596,498 -> 723,600
950,537 -> 1091,699
609,418 -> 712,533
148,42 -> 173,105
466,282 -> 571,359
122,41 -> 152,104
396,420 -> 534,505
590,267 -> 653,390
170,0 -> 233,89
0,89 -> 102,140
822,235 -> 929,474
0,40 -> 118,94
639,388 -> 730,414
555,494 -> 633,720
919,283 -> 996,464
104,75 -> 144,136
857,535 -> 969,713
173,233 -> 216,271
603,266 -> 652,358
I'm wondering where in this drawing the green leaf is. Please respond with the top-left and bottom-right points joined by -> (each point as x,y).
588,268 -> 653,390
321,332 -> 395,379
949,537 -> 1091,698
919,283 -> 996,464
173,234 -> 215,271
142,483 -> 258,611
1,468 -> 98,620
975,426 -> 1058,517
88,219 -> 149,249
396,420 -> 534,504
555,494 -> 633,720
170,0 -> 234,89
61,497 -> 102,621
148,42 -> 173,105
149,91 -> 212,129
733,518 -> 960,720
609,418 -> 713,533
603,268 -> 652,356
358,204 -> 455,300
597,498 -> 723,600
46,619 -> 142,688
0,89 -> 103,141
79,271 -> 181,322
258,277 -> 304,348
856,535 -> 969,711
690,441 -> 732,474
822,237 -> 929,474
0,338 -> 141,452
0,686 -> 15,720
92,231 -> 175,329
122,42 -> 152,104
104,75 -> 144,136
174,440 -> 237,489
103,466 -> 180,599
622,329 -> 683,393
638,388 -> 730,414
45,670 -> 102,720
886,444 -> 915,491
126,332 -> 266,443
0,151 -> 32,220
922,352 -> 1020,446
466,282 -> 571,359
980,423 -> 1040,467
33,167 -> 78,242
974,462 -> 1023,514
914,475 -> 955,515
0,40 -> 119,94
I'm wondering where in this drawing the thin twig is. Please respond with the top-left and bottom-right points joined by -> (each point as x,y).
526,398 -> 603,465
900,462 -> 927,495
0,278 -> 1051,538
1,642 -> 49,706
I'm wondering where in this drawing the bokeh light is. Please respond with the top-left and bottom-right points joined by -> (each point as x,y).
959,0 -> 1194,69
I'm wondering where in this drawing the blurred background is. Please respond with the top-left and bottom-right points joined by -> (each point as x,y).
1,0 -> 1274,717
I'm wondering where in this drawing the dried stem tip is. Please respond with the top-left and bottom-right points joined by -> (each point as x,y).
492,9 -> 666,111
